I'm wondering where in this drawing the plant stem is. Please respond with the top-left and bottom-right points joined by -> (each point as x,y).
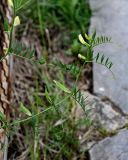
8,0 -> 16,53
3,1 -> 16,159
11,95 -> 71,125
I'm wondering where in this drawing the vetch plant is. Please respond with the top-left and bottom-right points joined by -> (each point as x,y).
0,0 -> 114,159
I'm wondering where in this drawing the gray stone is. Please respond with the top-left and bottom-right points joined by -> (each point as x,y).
89,0 -> 128,114
74,91 -> 127,132
90,129 -> 128,160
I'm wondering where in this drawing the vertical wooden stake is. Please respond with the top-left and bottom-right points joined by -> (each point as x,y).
0,0 -> 11,159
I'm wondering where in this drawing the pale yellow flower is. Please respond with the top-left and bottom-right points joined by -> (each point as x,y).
78,34 -> 90,47
8,0 -> 13,7
14,16 -> 20,27
78,54 -> 86,60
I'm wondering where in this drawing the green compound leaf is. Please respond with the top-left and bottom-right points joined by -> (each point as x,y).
10,41 -> 46,64
13,0 -> 31,12
53,60 -> 80,77
71,87 -> 88,111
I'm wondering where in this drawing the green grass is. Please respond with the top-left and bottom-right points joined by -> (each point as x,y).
7,0 -> 92,159
14,71 -> 86,160
17,0 -> 91,54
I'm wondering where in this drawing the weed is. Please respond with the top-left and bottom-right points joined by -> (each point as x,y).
0,0 -> 114,159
